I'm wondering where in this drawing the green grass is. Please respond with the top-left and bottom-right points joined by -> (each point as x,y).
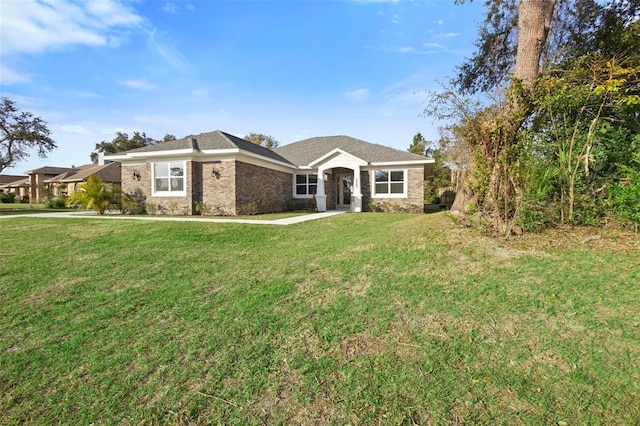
1,213 -> 639,424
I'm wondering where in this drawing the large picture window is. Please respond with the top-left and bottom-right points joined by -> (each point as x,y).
373,169 -> 406,197
295,174 -> 318,196
153,161 -> 185,196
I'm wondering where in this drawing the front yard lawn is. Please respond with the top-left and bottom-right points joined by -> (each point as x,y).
1,213 -> 638,424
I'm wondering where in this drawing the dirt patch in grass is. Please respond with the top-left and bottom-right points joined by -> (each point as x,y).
339,332 -> 386,359
22,277 -> 87,307
502,224 -> 639,253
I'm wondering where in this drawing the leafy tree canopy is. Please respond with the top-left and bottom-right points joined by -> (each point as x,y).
244,133 -> 279,150
408,132 -> 428,156
90,131 -> 165,163
65,175 -> 113,215
0,97 -> 56,173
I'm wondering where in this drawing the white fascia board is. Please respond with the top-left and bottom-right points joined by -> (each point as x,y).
235,153 -> 298,174
127,148 -> 199,158
104,148 -> 199,161
368,159 -> 435,167
199,149 -> 241,156
309,148 -> 367,167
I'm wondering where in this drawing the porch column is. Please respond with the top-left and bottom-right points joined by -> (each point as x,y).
353,165 -> 362,212
315,168 -> 327,212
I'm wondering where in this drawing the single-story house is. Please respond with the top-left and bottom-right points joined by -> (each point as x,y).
105,130 -> 433,215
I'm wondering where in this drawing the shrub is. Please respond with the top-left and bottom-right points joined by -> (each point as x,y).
195,201 -> 213,216
65,176 -> 113,215
515,201 -> 554,232
46,196 -> 67,209
286,198 -> 297,211
120,194 -> 145,215
238,201 -> 259,216
0,192 -> 15,203
167,201 -> 179,216
610,158 -> 640,233
144,202 -> 157,215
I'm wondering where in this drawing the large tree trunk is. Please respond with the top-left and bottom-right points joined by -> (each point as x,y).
451,0 -> 556,218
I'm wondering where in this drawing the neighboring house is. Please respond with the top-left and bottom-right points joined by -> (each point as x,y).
24,166 -> 73,203
0,162 -> 121,203
45,162 -> 122,198
105,130 -> 433,215
0,175 -> 28,200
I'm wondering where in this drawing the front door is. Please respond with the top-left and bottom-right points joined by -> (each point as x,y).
336,175 -> 352,209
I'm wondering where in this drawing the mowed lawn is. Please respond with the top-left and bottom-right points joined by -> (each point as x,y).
1,213 -> 638,425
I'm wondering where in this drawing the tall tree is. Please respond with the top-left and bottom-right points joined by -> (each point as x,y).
0,97 -> 56,173
244,133 -> 279,150
408,132 -> 428,155
449,0 -> 557,225
90,131 -> 156,162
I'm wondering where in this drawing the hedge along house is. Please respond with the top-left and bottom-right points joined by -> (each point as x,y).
105,130 -> 433,215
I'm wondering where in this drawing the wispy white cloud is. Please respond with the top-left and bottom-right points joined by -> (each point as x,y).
344,88 -> 371,102
436,32 -> 461,38
435,19 -> 445,25
383,45 -> 442,55
424,42 -> 445,49
119,79 -> 155,90
0,0 -> 142,55
59,125 -> 91,135
162,2 -> 181,14
101,127 -> 137,136
0,64 -> 33,85
147,28 -> 190,72
67,90 -> 105,99
186,4 -> 195,11
391,14 -> 400,24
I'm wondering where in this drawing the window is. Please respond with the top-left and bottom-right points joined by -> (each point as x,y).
373,169 -> 406,197
295,174 -> 318,196
153,161 -> 185,196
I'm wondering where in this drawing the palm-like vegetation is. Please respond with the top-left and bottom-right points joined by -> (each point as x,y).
65,175 -> 113,215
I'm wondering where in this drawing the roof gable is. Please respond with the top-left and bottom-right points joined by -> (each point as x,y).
115,130 -> 293,165
274,135 -> 430,166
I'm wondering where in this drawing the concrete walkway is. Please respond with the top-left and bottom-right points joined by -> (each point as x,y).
0,209 -> 347,225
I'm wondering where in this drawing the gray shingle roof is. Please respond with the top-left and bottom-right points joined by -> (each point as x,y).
25,166 -> 73,175
122,130 -> 293,165
274,135 -> 429,166
46,162 -> 122,183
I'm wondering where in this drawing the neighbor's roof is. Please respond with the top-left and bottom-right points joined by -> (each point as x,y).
119,130 -> 294,165
0,177 -> 29,188
0,174 -> 26,185
45,162 -> 121,183
274,135 -> 431,166
25,166 -> 73,175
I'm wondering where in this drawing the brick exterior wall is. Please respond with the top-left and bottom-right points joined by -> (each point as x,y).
200,160 -> 236,215
235,161 -> 292,214
122,160 -> 293,216
121,162 -> 195,215
365,167 -> 424,213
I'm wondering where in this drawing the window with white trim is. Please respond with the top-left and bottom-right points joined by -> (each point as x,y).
295,173 -> 318,197
153,161 -> 185,196
373,169 -> 406,197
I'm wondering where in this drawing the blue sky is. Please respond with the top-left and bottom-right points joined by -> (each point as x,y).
0,0 -> 485,174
